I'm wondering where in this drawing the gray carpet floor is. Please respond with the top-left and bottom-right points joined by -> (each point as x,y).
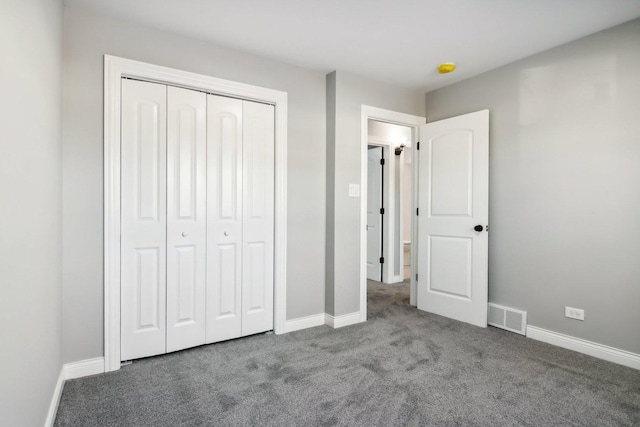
55,280 -> 640,426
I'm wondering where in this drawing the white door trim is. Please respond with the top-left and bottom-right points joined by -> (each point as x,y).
360,106 -> 425,322
104,55 -> 288,372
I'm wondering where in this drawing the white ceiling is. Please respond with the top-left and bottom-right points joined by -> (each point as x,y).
65,0 -> 640,92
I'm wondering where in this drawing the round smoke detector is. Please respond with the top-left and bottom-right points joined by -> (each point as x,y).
438,63 -> 456,74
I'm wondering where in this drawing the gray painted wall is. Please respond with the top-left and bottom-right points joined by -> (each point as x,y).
63,6 -> 326,363
326,71 -> 424,316
0,0 -> 63,424
425,19 -> 640,353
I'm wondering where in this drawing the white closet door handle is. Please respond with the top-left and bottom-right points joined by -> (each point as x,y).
224,231 -> 229,236
181,232 -> 188,237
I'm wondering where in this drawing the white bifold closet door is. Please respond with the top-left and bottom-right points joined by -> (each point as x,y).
121,79 -> 168,361
121,79 -> 207,361
165,86 -> 207,353
206,95 -> 275,343
121,80 -> 274,362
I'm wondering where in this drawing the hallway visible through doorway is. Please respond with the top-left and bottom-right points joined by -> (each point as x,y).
366,120 -> 413,287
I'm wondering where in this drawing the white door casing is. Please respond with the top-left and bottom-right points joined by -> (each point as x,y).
120,79 -> 168,361
166,86 -> 207,352
417,110 -> 489,327
366,146 -> 383,281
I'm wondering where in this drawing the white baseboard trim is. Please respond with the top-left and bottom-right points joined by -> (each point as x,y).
325,312 -> 362,329
46,357 -> 106,426
45,368 -> 65,427
284,313 -> 326,333
64,357 -> 105,380
526,325 -> 640,370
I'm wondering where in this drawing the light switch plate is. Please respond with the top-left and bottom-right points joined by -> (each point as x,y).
348,184 -> 360,197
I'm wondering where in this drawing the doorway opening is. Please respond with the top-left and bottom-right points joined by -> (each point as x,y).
360,107 -> 425,322
361,107 -> 489,328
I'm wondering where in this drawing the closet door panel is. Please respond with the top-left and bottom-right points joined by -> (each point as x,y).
166,86 -> 207,353
121,79 -> 167,361
242,101 -> 275,336
206,95 -> 243,343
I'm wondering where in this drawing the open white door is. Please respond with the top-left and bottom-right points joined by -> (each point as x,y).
366,146 -> 383,281
417,110 -> 489,327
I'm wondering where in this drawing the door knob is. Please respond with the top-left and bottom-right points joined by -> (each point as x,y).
474,225 -> 484,232
181,232 -> 188,237
224,231 -> 229,236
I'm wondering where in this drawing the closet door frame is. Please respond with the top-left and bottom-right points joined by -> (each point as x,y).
103,55 -> 288,372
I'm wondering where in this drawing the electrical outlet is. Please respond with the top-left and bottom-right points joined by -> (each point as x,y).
565,306 -> 585,321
